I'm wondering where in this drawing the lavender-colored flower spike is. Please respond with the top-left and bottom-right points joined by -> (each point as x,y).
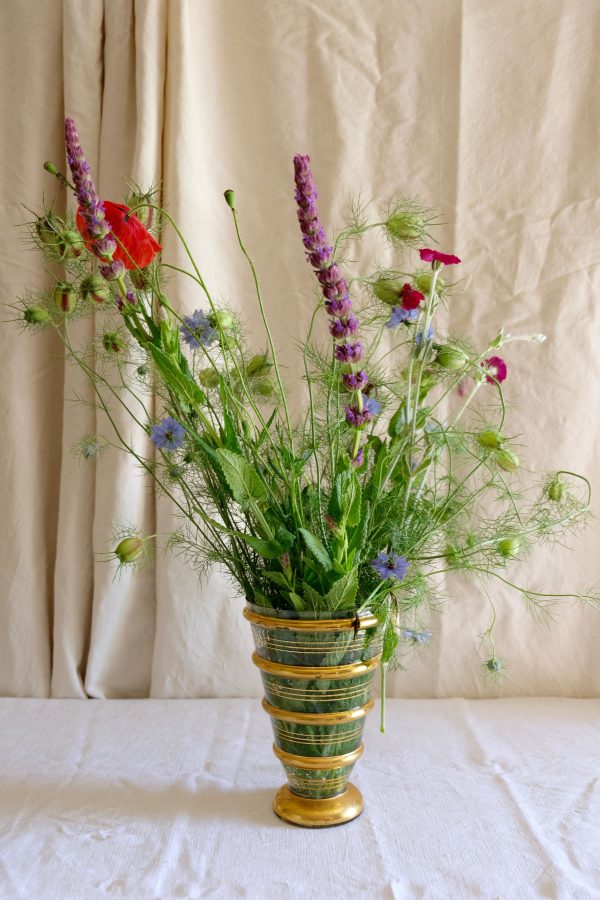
64,117 -> 116,263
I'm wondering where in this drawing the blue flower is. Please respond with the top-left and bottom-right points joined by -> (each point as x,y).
402,628 -> 432,644
180,310 -> 217,349
362,394 -> 382,417
150,417 -> 185,451
414,325 -> 434,345
370,552 -> 410,581
386,306 -> 419,329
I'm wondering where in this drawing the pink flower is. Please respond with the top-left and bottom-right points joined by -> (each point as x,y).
400,283 -> 425,310
419,248 -> 461,266
484,356 -> 507,384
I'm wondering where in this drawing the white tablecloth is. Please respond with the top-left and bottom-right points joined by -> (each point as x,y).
1,698 -> 599,899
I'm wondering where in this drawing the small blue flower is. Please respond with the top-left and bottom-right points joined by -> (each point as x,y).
402,628 -> 432,644
150,417 -> 185,451
362,394 -> 382,417
180,310 -> 217,349
414,325 -> 434,345
386,306 -> 419,329
370,552 -> 410,582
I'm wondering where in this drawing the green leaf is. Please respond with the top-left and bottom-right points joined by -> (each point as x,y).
328,474 -> 345,523
348,501 -> 372,560
287,591 -> 305,611
264,571 -> 291,588
323,568 -> 358,611
237,534 -> 284,558
299,528 -> 333,571
215,449 -> 267,505
147,345 -> 206,410
302,583 -> 324,613
347,474 -> 362,527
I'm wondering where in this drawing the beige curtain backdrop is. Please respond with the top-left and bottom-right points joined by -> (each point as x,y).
0,0 -> 598,699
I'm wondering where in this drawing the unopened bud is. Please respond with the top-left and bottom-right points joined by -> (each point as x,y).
198,367 -> 221,388
23,306 -> 50,325
53,282 -> 77,313
495,449 -> 520,472
102,331 -> 126,353
547,478 -> 565,502
254,378 -> 277,397
476,429 -> 505,451
385,211 -> 425,242
414,271 -> 445,296
435,345 -> 468,370
486,657 -> 503,673
499,536 -> 520,558
210,309 -> 234,330
43,161 -> 59,176
80,275 -> 110,304
35,212 -> 62,246
57,230 -> 84,260
115,536 -> 145,564
224,189 -> 236,210
373,277 -> 402,305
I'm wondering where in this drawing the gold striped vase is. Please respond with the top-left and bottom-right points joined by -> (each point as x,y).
244,603 -> 382,827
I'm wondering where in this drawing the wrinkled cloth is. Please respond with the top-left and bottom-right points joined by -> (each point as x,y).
0,0 -> 599,699
0,698 -> 599,899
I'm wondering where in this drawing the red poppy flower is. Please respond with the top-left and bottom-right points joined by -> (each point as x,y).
419,248 -> 461,266
483,356 -> 507,384
76,201 -> 161,270
400,283 -> 425,310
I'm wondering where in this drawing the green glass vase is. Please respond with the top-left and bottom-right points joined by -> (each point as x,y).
244,603 -> 382,827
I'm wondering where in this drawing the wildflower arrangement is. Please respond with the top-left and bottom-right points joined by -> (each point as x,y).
14,117 -> 597,698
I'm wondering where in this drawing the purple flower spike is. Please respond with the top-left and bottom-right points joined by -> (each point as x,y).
64,117 -> 116,260
329,315 -> 359,339
345,395 -> 381,428
342,370 -> 369,392
334,341 -> 363,364
351,447 -> 365,467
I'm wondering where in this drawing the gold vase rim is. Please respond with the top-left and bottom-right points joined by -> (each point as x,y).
251,651 -> 381,680
243,607 -> 379,632
262,697 -> 374,725
273,742 -> 364,770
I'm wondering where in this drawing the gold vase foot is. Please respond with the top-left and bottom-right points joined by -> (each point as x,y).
273,783 -> 364,828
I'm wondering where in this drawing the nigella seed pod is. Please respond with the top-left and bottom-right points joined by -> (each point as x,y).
80,275 -> 110,304
57,230 -> 84,260
385,211 -> 425,242
246,354 -> 272,378
499,536 -> 520,558
136,364 -> 149,377
198,367 -> 221,388
372,277 -> 403,306
23,306 -> 50,325
209,310 -> 234,330
254,378 -> 277,397
548,479 -> 566,502
495,449 -> 520,472
414,271 -> 446,297
102,331 -> 126,353
476,430 -> 505,451
435,345 -> 468,370
224,189 -> 236,210
53,282 -> 77,313
35,212 -> 63,246
486,658 -> 503,673
115,537 -> 145,564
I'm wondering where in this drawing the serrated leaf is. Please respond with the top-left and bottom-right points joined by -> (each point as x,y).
302,583 -> 324,613
215,449 -> 267,505
237,534 -> 284,558
264,570 -> 291,589
324,568 -> 358,611
347,474 -> 362,527
287,591 -> 305,611
299,528 -> 333,571
147,345 -> 206,410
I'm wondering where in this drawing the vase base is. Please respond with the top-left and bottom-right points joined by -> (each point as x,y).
273,783 -> 364,828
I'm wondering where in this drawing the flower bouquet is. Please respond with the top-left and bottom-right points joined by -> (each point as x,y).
14,117 -> 596,826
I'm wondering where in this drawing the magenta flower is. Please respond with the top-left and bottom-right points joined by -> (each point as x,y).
342,370 -> 369,392
419,248 -> 461,266
329,316 -> 359,339
399,283 -> 425,310
484,356 -> 507,384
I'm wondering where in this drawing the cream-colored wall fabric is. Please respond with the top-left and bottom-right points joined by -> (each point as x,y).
0,0 -> 598,698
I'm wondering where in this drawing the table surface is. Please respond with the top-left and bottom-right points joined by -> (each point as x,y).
1,697 -> 599,900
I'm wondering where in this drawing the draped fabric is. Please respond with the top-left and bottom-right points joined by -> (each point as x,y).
0,0 -> 598,698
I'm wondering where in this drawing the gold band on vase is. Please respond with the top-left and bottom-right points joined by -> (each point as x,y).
262,697 -> 374,725
272,743 -> 364,770
251,652 -> 381,680
243,607 -> 379,632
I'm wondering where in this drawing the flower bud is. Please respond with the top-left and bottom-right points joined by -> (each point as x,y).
57,230 -> 84,260
224,189 -> 236,210
414,272 -> 446,297
486,657 -> 503,673
210,309 -> 234,330
495,449 -> 520,472
23,306 -> 50,325
102,331 -> 126,353
476,430 -> 505,451
254,378 -> 277,397
115,536 -> 145,564
53,282 -> 77,313
372,277 -> 402,305
136,364 -> 149,377
43,161 -> 59,176
35,212 -> 62,246
80,275 -> 110,304
435,345 -> 468,370
547,479 -> 565,502
198,367 -> 221,388
499,536 -> 520,558
490,328 -> 505,349
385,211 -> 425,242
246,354 -> 273,378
